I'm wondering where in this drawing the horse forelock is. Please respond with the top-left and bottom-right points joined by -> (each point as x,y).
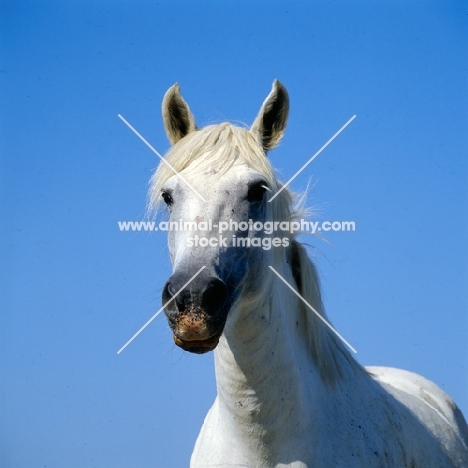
148,122 -> 288,213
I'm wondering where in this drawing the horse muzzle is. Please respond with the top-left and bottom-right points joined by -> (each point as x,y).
162,274 -> 229,354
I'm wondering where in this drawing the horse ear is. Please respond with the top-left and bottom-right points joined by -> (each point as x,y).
162,83 -> 197,145
250,80 -> 289,153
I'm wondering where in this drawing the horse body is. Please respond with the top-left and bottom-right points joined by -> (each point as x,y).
150,81 -> 468,467
191,265 -> 467,467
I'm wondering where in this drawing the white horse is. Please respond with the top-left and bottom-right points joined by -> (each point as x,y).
150,81 -> 468,467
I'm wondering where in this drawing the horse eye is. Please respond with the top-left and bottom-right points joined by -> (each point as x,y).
161,191 -> 173,206
247,184 -> 267,203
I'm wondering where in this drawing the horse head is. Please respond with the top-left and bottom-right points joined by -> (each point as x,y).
152,81 -> 290,353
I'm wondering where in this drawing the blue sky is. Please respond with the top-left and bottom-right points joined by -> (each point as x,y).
1,1 -> 467,466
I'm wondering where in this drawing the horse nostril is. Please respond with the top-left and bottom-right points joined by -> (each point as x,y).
163,281 -> 187,312
202,279 -> 228,312
166,282 -> 175,297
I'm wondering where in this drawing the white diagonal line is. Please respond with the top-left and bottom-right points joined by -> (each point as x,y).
118,114 -> 207,202
268,115 -> 356,202
268,266 -> 357,354
117,266 -> 206,354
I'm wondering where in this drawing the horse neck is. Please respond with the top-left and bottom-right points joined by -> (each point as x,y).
213,260 -> 323,443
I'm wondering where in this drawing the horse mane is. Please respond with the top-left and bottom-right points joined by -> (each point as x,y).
149,121 -> 361,383
288,239 -> 362,384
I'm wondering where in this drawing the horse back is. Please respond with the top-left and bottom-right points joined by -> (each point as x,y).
366,366 -> 468,467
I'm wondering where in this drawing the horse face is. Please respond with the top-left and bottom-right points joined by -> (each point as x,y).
157,80 -> 289,353
161,164 -> 271,354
